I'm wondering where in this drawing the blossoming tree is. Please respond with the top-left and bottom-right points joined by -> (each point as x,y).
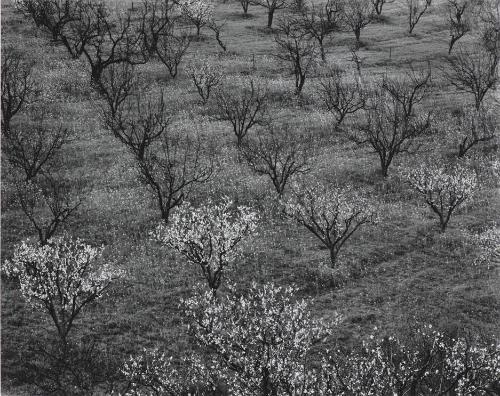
401,161 -> 478,232
2,237 -> 123,343
180,0 -> 214,36
124,282 -> 338,395
283,181 -> 377,267
123,317 -> 499,395
153,198 -> 258,295
323,325 -> 500,395
123,349 -> 185,395
183,282 -> 338,395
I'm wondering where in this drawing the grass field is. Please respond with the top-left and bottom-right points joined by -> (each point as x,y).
1,0 -> 499,393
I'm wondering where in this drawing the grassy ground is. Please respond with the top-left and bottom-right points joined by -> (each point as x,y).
1,0 -> 499,393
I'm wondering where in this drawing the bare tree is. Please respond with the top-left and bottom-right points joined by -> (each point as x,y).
15,173 -> 82,245
208,20 -> 228,52
1,48 -> 38,133
156,29 -> 191,78
340,0 -> 375,49
446,0 -> 474,54
371,0 -> 394,15
16,0 -> 84,57
299,2 -> 341,61
406,0 -> 432,34
381,65 -> 432,118
1,46 -> 80,245
254,0 -> 289,28
1,49 -> 70,182
317,66 -> 365,126
275,18 -> 318,95
104,92 -> 171,161
351,69 -> 433,177
138,0 -> 176,56
325,0 -> 344,24
446,45 -> 499,109
352,97 -> 431,177
283,181 -> 376,266
478,0 -> 500,56
238,0 -> 251,15
137,131 -> 215,222
78,4 -> 148,87
241,124 -> 312,197
28,1 -> 148,87
213,79 -> 269,148
2,110 -> 70,181
21,0 -> 148,86
449,1 -> 474,44
96,62 -> 138,117
441,106 -> 497,157
188,61 -> 223,104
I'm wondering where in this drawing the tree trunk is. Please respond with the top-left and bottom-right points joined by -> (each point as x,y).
355,28 -> 362,49
458,141 -> 468,157
90,65 -> 104,88
236,133 -> 244,148
319,39 -> 326,61
448,36 -> 458,54
148,34 -> 159,57
329,247 -> 337,267
261,367 -> 273,396
380,157 -> 390,177
336,112 -> 346,126
439,217 -> 447,233
474,94 -> 483,111
267,8 -> 275,28
295,74 -> 306,95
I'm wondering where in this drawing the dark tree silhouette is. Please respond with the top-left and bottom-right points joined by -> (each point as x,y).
1,48 -> 38,133
407,0 -> 432,34
446,46 -> 499,109
214,79 -> 269,148
241,124 -> 312,197
137,131 -> 215,222
340,0 -> 375,48
318,66 -> 365,126
275,18 -> 318,95
299,2 -> 341,61
254,0 -> 289,28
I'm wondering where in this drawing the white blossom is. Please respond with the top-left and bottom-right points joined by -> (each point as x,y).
400,160 -> 478,232
122,349 -> 183,395
182,282 -> 339,395
179,0 -> 214,35
2,236 -> 124,341
153,198 -> 258,293
320,325 -> 500,395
